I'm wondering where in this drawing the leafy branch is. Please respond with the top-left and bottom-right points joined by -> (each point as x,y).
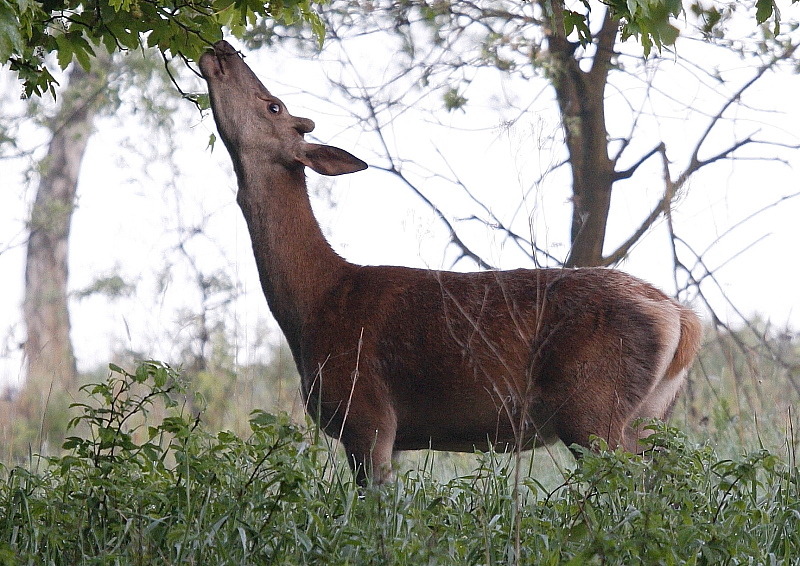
1,0 -> 325,97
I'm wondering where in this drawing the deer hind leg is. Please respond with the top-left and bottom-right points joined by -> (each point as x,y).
341,413 -> 397,486
625,366 -> 687,449
565,366 -> 673,454
623,309 -> 687,451
532,357 -> 634,454
533,341 -> 673,454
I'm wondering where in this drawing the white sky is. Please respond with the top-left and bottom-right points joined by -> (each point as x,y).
1,9 -> 800,391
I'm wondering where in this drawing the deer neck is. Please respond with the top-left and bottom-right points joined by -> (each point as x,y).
235,161 -> 348,342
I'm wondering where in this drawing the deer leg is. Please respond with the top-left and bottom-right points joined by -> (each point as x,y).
342,417 -> 397,486
626,367 -> 687,446
531,353 -> 623,453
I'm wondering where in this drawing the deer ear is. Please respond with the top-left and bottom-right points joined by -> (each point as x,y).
294,117 -> 315,135
299,143 -> 368,176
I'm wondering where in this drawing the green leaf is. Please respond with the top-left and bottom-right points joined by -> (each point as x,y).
655,19 -> 680,46
108,0 -> 131,13
70,32 -> 95,71
153,365 -> 167,387
195,93 -> 210,111
443,87 -> 467,112
563,10 -> 592,46
55,36 -> 73,69
0,0 -> 23,61
309,11 -> 325,48
62,436 -> 86,450
755,0 -> 774,24
134,362 -> 149,383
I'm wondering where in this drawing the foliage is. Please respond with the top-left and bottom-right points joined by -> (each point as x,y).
1,361 -> 799,564
0,361 -> 325,564
555,429 -> 799,564
607,0 -> 682,56
574,0 -> 799,56
74,274 -> 136,300
2,0 -> 798,98
0,0 -> 324,98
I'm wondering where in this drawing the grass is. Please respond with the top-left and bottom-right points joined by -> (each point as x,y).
1,361 -> 799,565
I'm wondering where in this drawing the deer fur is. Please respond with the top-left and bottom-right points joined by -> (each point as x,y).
199,40 -> 703,485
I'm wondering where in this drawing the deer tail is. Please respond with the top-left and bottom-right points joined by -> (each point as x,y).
665,306 -> 703,379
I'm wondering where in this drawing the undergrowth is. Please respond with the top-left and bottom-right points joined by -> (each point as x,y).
1,361 -> 799,565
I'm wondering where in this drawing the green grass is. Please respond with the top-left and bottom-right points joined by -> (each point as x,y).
1,361 -> 799,565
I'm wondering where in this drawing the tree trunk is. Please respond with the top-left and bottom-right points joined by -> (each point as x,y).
19,64 -> 99,425
542,2 -> 618,267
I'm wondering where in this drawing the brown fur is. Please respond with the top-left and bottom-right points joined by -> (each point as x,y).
199,41 -> 703,484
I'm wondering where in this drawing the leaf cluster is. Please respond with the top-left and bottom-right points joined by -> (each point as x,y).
553,428 -> 800,563
0,0 -> 324,98
578,0 -> 796,56
606,0 -> 682,56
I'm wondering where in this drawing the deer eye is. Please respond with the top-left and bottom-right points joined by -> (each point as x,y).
268,102 -> 281,114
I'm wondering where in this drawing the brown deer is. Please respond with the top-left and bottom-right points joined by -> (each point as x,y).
199,40 -> 703,485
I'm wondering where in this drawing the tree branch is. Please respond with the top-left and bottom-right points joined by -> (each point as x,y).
432,147 -> 562,267
685,42 -> 799,180
603,143 -> 672,266
588,9 -> 619,83
613,142 -> 664,181
371,164 -> 495,270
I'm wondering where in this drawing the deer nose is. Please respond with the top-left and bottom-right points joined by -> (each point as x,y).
213,40 -> 237,56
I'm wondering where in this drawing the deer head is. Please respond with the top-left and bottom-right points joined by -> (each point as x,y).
199,40 -> 367,180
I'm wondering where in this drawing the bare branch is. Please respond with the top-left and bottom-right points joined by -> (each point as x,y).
602,198 -> 669,267
613,142 -> 664,181
672,234 -> 800,397
431,147 -> 562,267
371,164 -> 495,270
678,135 -> 757,187
608,131 -> 798,267
604,143 -> 672,266
695,190 -> 800,262
685,42 -> 799,180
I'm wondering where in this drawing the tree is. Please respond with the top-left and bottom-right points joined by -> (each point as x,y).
245,0 -> 799,280
1,46 -> 200,451
18,62 -> 99,426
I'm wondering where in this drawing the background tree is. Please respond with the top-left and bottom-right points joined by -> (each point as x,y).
0,39 -> 305,456
18,61 -> 100,430
0,47 -> 202,451
0,0 -> 324,445
252,0 -> 798,273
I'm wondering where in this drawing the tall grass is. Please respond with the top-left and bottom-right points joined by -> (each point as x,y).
1,360 -> 799,565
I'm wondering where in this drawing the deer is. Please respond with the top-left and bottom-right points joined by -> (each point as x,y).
199,40 -> 703,485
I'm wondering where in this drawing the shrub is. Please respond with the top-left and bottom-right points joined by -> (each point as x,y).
0,362 -> 798,565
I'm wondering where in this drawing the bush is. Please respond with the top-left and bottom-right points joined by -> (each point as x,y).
0,362 -> 798,565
